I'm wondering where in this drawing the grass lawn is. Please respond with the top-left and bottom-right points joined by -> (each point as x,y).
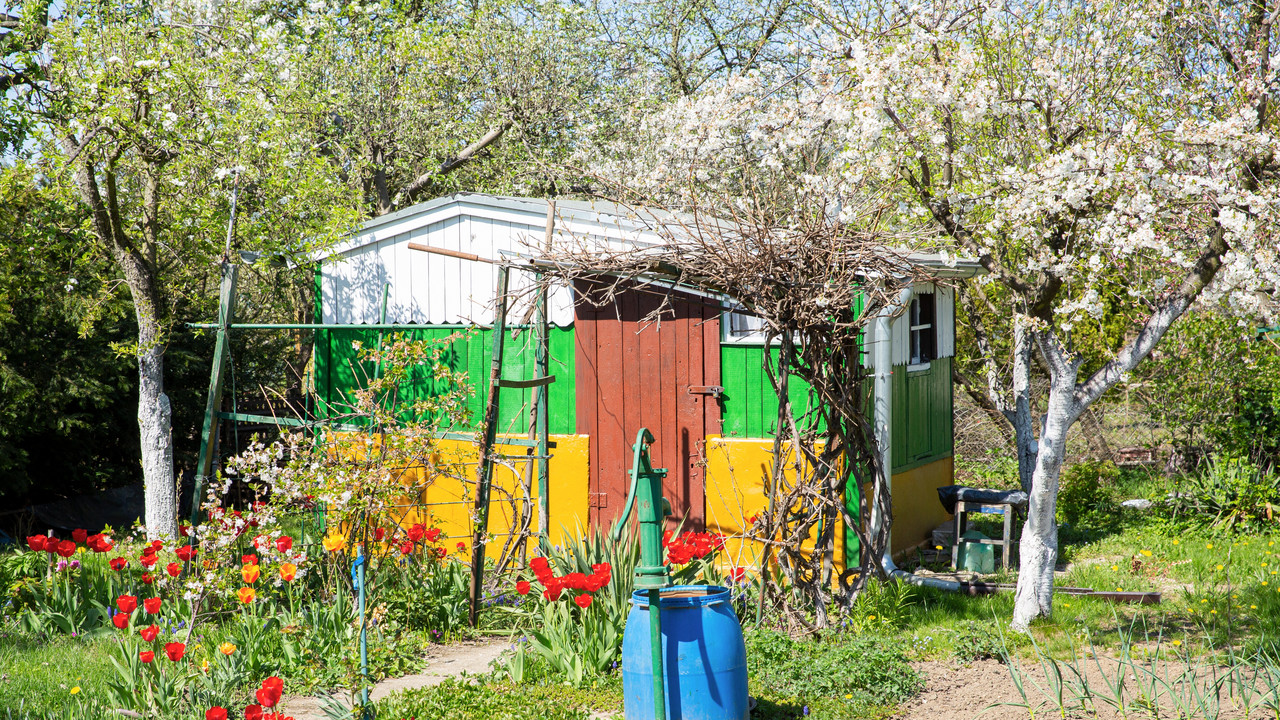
0,629 -> 118,718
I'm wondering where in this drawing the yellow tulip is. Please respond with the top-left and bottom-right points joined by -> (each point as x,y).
280,562 -> 297,582
241,563 -> 261,584
236,587 -> 256,604
323,535 -> 346,553
219,642 -> 236,655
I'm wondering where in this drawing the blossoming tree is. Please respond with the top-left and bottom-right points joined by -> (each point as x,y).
591,0 -> 1280,628
21,0 -> 355,537
828,0 -> 1280,628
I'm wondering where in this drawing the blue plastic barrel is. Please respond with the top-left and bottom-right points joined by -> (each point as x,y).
621,585 -> 749,720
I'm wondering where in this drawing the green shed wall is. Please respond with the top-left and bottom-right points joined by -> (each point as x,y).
719,347 -> 953,474
313,326 -> 577,434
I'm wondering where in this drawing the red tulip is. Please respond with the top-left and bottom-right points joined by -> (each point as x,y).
139,624 -> 159,642
144,597 -> 161,614
275,536 -> 292,553
456,542 -> 467,552
425,527 -> 442,542
56,540 -> 76,558
407,524 -> 425,542
244,706 -> 264,720
398,541 -> 414,555
163,642 -> 185,662
26,535 -> 47,552
141,573 -> 154,585
149,540 -> 163,552
574,594 -> 593,609
206,708 -> 228,720
110,557 -> 128,571
117,595 -> 138,613
176,544 -> 197,561
140,650 -> 154,663
71,528 -> 88,544
179,523 -> 190,537
140,553 -> 158,568
374,527 -> 385,541
256,676 -> 284,708
242,554 -> 258,566
166,562 -> 181,577
111,613 -> 129,629
516,580 -> 531,595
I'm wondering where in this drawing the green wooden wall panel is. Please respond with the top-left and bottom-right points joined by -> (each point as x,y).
314,327 -> 576,433
720,345 -> 813,438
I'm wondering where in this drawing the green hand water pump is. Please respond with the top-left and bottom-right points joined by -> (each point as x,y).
612,428 -> 672,720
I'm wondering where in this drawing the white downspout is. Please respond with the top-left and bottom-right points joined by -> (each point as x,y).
871,285 -> 961,592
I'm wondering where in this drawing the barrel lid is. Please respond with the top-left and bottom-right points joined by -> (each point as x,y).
630,584 -> 730,608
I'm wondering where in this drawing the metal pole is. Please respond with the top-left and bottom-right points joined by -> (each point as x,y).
536,202 -> 553,538
650,587 -> 666,720
191,263 -> 238,530
356,546 -> 370,717
468,266 -> 510,626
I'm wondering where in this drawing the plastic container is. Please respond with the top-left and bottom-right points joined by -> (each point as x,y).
621,585 -> 749,720
958,529 -> 995,574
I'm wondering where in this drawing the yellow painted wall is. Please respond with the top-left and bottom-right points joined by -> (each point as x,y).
379,434 -> 590,560
362,432 -> 946,568
702,437 -> 846,572
884,456 -> 954,555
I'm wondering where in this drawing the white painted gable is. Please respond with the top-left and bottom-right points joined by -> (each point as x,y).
319,194 -> 670,327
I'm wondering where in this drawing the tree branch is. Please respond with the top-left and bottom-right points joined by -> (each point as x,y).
393,122 -> 512,211
1075,225 -> 1228,409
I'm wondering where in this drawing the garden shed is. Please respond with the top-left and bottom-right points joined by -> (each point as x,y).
313,193 -> 981,560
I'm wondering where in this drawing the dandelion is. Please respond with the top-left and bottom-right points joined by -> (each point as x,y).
1217,564 -> 1225,571
1171,639 -> 1181,647
1172,539 -> 1180,545
1111,565 -> 1119,571
1140,550 -> 1152,557
69,686 -> 80,695
844,694 -> 853,699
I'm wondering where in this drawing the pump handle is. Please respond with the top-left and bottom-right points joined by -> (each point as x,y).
611,428 -> 656,542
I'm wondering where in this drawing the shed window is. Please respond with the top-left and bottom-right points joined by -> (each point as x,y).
909,293 -> 936,365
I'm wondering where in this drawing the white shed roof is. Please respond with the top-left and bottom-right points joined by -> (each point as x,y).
318,193 -> 984,328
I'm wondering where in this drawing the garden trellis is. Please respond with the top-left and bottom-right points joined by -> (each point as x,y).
189,222 -> 559,626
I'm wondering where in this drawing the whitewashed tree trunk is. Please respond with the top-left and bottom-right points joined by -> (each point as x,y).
137,322 -> 177,540
1011,359 -> 1079,630
62,138 -> 179,540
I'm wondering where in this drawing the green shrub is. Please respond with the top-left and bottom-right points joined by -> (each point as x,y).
1171,455 -> 1280,529
745,628 -> 923,708
380,558 -> 470,639
844,579 -> 917,633
956,451 -> 1021,490
950,620 -> 1006,662
1059,460 -> 1120,526
377,678 -> 592,720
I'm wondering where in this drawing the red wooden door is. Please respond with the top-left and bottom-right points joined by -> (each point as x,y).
574,282 -> 721,531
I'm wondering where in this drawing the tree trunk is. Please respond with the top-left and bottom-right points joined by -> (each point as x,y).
1010,372 -> 1078,630
62,137 -> 178,539
137,318 -> 177,539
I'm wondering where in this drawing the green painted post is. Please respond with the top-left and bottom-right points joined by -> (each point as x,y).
468,266 -> 510,626
612,429 -> 671,720
535,279 -> 550,538
536,202 -> 553,538
191,262 -> 238,529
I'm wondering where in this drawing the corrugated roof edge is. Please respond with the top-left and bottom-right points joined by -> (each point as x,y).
316,192 -> 985,279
